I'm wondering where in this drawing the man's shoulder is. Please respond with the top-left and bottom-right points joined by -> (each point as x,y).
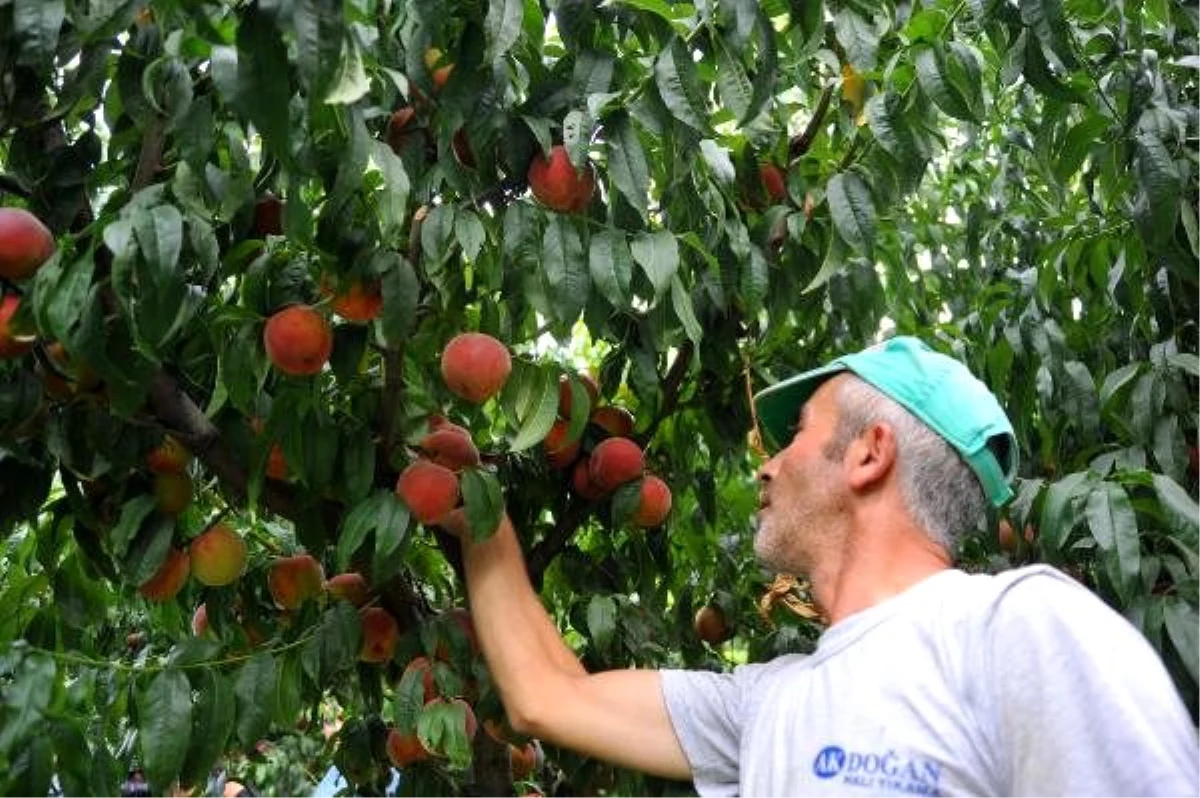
919,564 -> 1106,634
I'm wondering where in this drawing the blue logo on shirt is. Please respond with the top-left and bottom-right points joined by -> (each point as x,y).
812,745 -> 941,796
813,746 -> 847,778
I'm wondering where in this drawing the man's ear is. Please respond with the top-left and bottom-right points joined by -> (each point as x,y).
845,422 -> 896,491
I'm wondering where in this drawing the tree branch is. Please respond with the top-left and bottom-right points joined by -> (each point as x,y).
131,116 -> 167,193
146,371 -> 300,519
789,84 -> 835,161
638,339 -> 694,446
526,498 -> 591,588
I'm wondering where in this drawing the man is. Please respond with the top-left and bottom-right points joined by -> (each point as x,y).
453,336 -> 1199,796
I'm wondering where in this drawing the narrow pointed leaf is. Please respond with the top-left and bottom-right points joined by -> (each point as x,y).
827,172 -> 876,257
589,229 -> 634,309
138,670 -> 192,791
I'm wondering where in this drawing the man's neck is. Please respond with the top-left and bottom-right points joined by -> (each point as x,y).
811,510 -> 952,626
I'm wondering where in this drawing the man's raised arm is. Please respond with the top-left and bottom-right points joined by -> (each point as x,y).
457,514 -> 692,781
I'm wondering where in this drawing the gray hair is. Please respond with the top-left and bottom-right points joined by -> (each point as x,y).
823,375 -> 987,551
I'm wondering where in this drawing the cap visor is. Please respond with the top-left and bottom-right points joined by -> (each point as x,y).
753,362 -> 848,451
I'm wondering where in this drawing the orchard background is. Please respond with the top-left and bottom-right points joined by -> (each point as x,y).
0,0 -> 1196,795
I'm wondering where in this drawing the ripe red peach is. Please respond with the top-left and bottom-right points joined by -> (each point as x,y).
571,457 -> 604,500
0,295 -> 34,358
268,554 -> 325,610
138,547 -> 190,602
631,475 -> 672,527
395,460 -> 460,523
590,405 -> 635,438
527,145 -> 595,214
153,472 -> 193,515
759,163 -> 787,204
418,426 -> 480,471
440,332 -> 511,403
543,419 -> 582,470
323,275 -> 383,323
588,437 -> 644,493
189,524 -> 247,587
263,305 -> 333,376
325,572 -> 370,607
0,208 -> 55,280
146,435 -> 192,474
386,727 -> 429,767
252,193 -> 284,237
359,606 -> 400,664
558,372 -> 600,419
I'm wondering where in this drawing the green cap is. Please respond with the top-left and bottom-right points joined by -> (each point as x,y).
753,336 -> 1018,507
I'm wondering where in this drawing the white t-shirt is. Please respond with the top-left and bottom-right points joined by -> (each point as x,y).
661,565 -> 1199,796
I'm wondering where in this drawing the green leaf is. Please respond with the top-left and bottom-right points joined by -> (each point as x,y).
455,210 -> 487,263
586,594 -> 618,649
1037,471 -> 1091,557
805,232 -> 848,294
1084,482 -> 1140,602
107,495 -> 158,561
237,8 -> 292,163
138,670 -> 192,791
541,216 -> 589,326
301,602 -> 362,686
715,37 -> 753,123
143,57 -> 194,123
1163,598 -> 1199,684
631,230 -> 680,301
671,275 -> 703,349
293,0 -> 344,99
418,699 -> 473,770
1134,131 -> 1183,245
589,229 -> 634,309
1099,362 -> 1142,408
1153,415 -> 1187,483
371,140 -> 412,238
1053,113 -> 1109,185
606,114 -> 650,215
0,649 -> 55,752
124,513 -> 175,587
827,171 -> 876,257
914,44 -> 977,122
611,479 -> 642,527
865,92 -> 924,164
834,7 -> 883,71
1151,474 -> 1200,549
274,655 -> 304,728
461,468 -> 505,542
378,252 -> 419,347
1019,0 -> 1079,71
340,423 -> 376,504
506,362 -> 559,453
337,490 -> 411,573
32,249 -> 94,347
485,0 -> 523,64
1166,353 -> 1200,378
179,671 -> 235,788
325,34 -> 369,104
654,37 -> 708,132
234,653 -> 277,747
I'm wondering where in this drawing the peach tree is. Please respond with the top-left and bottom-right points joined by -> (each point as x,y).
0,1 -> 1195,795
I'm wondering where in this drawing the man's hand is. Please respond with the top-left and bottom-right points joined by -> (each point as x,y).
458,512 -> 692,781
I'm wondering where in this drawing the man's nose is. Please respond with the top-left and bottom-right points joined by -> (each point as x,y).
757,454 -> 778,484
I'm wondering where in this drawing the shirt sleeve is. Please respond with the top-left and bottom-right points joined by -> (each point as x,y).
984,569 -> 1200,797
660,663 -> 770,796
